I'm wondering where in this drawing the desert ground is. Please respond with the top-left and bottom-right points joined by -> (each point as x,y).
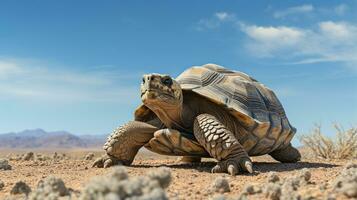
0,148 -> 356,200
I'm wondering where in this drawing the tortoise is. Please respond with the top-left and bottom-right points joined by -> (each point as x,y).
93,64 -> 301,175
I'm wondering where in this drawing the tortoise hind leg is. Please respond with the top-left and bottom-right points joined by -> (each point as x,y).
269,143 -> 301,163
179,156 -> 201,163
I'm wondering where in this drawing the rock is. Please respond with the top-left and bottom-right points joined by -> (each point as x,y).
147,167 -> 172,188
41,176 -> 68,195
52,152 -> 58,160
267,172 -> 280,183
211,194 -> 227,200
263,183 -> 281,200
35,154 -> 51,161
340,182 -> 357,198
344,162 -> 357,170
22,152 -> 34,161
107,166 -> 128,181
298,168 -> 311,182
237,194 -> 249,200
10,181 -> 31,195
333,163 -> 357,198
84,153 -> 95,160
242,184 -> 262,195
0,159 -> 12,170
212,177 -> 230,193
0,179 -> 4,190
79,166 -> 170,200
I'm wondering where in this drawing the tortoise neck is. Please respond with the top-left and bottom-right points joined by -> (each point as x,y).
150,103 -> 184,129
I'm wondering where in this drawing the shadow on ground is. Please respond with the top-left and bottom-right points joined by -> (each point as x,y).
131,161 -> 339,174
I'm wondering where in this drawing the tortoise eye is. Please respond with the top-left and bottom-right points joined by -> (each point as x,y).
162,77 -> 173,86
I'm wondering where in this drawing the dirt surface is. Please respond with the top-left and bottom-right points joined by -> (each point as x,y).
0,148 -> 355,200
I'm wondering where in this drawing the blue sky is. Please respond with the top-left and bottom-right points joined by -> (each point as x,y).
0,1 -> 356,144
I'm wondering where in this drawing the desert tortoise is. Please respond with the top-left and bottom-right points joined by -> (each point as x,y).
93,64 -> 301,175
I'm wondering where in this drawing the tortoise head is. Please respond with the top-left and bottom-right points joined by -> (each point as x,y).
140,74 -> 183,110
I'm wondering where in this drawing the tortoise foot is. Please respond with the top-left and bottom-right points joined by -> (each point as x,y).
269,143 -> 301,163
92,154 -> 126,168
211,156 -> 253,175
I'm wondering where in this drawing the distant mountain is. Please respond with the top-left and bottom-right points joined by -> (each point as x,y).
0,129 -> 106,149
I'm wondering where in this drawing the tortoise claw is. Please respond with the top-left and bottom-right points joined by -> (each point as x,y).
92,154 -> 123,168
240,158 -> 253,173
212,157 -> 253,175
92,157 -> 104,168
227,164 -> 238,176
211,165 -> 223,173
244,160 -> 253,173
103,159 -> 113,168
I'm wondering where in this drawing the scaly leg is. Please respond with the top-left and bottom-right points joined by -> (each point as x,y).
193,114 -> 253,175
145,129 -> 208,157
269,143 -> 301,163
93,121 -> 158,168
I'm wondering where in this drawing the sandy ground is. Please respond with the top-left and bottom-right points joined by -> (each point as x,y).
0,148 -> 354,200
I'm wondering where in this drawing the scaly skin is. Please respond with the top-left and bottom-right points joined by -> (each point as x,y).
194,114 -> 253,175
144,128 -> 209,156
269,143 -> 301,163
93,121 -> 158,168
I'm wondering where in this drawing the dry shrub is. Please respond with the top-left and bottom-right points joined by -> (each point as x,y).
300,124 -> 357,159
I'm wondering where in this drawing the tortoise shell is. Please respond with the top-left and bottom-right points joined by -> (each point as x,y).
135,64 -> 296,155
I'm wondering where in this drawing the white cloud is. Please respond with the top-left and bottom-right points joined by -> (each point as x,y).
240,23 -> 305,57
0,58 -> 140,103
196,12 -> 235,30
319,21 -> 356,40
273,4 -> 314,19
241,24 -> 303,43
239,21 -> 357,66
0,61 -> 24,78
215,12 -> 230,21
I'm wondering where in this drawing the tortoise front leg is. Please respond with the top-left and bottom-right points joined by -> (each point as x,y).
193,114 -> 253,175
144,129 -> 209,157
93,121 -> 158,168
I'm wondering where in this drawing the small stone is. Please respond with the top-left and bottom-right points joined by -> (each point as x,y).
212,177 -> 230,193
22,152 -> 34,161
0,180 -> 4,190
263,183 -> 281,200
242,184 -> 262,195
79,167 -> 170,200
41,176 -> 69,196
325,193 -> 336,200
333,165 -> 357,198
0,159 -> 12,170
299,168 -> 311,182
84,153 -> 95,160
147,167 -> 172,188
344,162 -> 357,170
237,193 -> 249,200
107,166 -> 128,181
340,182 -> 357,198
11,181 -> 31,195
267,172 -> 280,183
211,194 -> 226,200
